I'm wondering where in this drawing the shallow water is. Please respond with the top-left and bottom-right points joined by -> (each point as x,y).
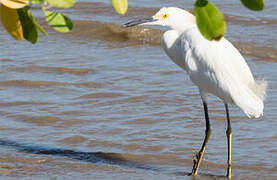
0,1 -> 277,179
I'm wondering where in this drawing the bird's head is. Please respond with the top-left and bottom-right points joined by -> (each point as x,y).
124,7 -> 196,32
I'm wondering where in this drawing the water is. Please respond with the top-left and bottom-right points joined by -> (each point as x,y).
0,1 -> 276,179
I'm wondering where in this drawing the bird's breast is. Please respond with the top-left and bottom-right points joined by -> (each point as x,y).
161,30 -> 186,70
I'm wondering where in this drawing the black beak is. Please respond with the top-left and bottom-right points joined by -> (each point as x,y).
122,17 -> 157,27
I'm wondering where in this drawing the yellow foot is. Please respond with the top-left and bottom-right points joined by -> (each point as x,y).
191,152 -> 201,176
226,167 -> 231,179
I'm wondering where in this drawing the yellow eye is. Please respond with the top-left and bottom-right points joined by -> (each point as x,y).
162,14 -> 168,19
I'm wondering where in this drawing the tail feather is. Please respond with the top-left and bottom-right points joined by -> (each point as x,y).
232,80 -> 267,118
250,80 -> 267,101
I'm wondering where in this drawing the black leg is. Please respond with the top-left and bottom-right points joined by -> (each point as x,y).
225,104 -> 232,179
191,101 -> 211,176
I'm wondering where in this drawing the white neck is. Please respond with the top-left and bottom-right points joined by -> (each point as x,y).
167,10 -> 196,33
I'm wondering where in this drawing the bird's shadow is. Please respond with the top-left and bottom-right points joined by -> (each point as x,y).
0,139 -> 226,179
0,139 -> 164,172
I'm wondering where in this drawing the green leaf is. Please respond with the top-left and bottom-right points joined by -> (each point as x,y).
46,0 -> 75,8
240,0 -> 264,11
45,11 -> 73,32
194,0 -> 226,41
34,20 -> 48,36
18,4 -> 48,36
17,6 -> 38,43
30,0 -> 42,4
111,0 -> 128,15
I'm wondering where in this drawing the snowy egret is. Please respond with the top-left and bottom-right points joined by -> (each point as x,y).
124,7 -> 267,178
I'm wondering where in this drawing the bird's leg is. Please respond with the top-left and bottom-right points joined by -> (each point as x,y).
191,101 -> 211,176
225,103 -> 232,179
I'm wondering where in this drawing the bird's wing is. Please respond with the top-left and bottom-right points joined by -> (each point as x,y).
181,27 -> 264,117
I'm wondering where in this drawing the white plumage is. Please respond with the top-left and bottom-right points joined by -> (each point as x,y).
159,7 -> 267,118
124,7 -> 267,178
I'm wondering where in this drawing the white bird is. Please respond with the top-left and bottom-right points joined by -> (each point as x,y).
124,7 -> 267,178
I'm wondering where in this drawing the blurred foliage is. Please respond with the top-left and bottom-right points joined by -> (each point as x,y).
195,0 -> 226,41
0,0 -> 74,43
0,4 -> 23,40
240,0 -> 264,11
111,0 -> 128,15
45,11 -> 73,32
194,0 -> 264,40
